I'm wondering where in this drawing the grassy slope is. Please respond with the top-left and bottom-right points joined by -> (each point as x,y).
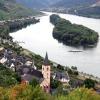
0,0 -> 42,20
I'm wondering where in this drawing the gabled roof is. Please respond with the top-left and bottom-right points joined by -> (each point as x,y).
17,65 -> 43,81
52,72 -> 69,80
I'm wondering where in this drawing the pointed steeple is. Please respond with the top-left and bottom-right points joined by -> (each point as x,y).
43,52 -> 49,66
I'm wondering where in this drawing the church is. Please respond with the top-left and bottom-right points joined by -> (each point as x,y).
40,52 -> 51,93
17,52 -> 51,93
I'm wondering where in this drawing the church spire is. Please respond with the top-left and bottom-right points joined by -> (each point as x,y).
43,52 -> 49,66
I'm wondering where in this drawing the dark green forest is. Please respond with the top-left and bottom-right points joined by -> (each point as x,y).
50,14 -> 99,47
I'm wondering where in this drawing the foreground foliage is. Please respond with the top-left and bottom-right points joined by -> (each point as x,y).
56,88 -> 100,100
0,64 -> 20,87
0,83 -> 100,100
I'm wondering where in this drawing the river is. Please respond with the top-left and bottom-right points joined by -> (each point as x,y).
10,12 -> 100,77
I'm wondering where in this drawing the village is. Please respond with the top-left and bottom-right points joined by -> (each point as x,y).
0,14 -> 100,94
0,35 -> 100,94
0,37 -> 70,93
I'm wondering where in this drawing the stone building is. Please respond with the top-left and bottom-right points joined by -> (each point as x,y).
40,52 -> 51,93
16,52 -> 51,93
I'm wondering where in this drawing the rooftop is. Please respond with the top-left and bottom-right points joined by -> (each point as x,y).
43,52 -> 49,66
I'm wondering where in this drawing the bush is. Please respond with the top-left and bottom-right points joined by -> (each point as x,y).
84,78 -> 95,89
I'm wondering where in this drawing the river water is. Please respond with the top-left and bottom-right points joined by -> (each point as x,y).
10,12 -> 100,77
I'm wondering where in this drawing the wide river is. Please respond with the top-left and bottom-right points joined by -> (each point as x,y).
10,12 -> 100,77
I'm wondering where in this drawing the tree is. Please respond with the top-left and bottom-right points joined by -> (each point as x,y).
0,84 -> 100,100
50,14 -> 98,47
29,78 -> 39,87
8,84 -> 53,100
84,78 -> 95,89
0,64 -> 20,87
55,88 -> 100,100
51,78 -> 62,89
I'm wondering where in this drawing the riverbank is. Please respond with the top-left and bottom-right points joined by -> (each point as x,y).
43,9 -> 100,19
0,16 -> 40,32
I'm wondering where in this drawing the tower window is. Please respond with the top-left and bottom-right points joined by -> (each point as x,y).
47,67 -> 49,71
46,86 -> 48,89
47,73 -> 48,78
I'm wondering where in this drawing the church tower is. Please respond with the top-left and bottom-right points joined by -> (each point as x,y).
40,52 -> 51,93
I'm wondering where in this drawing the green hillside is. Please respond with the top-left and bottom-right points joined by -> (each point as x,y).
0,0 -> 41,21
16,0 -> 61,9
75,6 -> 100,19
49,0 -> 100,19
52,0 -> 96,8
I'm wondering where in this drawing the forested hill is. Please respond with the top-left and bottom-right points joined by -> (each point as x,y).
73,1 -> 100,18
15,0 -> 100,19
0,0 -> 41,20
15,0 -> 61,9
16,0 -> 49,9
16,0 -> 97,9
52,0 -> 96,8
50,0 -> 100,19
74,6 -> 100,19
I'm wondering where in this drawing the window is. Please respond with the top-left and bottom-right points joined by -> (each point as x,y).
47,73 -> 48,78
46,86 -> 48,89
47,67 -> 49,71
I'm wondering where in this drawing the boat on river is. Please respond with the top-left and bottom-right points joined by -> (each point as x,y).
68,50 -> 83,52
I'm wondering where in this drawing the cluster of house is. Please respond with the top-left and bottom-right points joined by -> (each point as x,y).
0,36 -> 13,46
0,47 -> 70,93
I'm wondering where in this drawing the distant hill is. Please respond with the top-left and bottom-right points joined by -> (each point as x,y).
16,0 -> 48,9
91,1 -> 100,7
75,6 -> 100,18
71,1 -> 100,18
50,0 -> 100,19
0,0 -> 41,20
16,0 -> 61,9
52,0 -> 96,8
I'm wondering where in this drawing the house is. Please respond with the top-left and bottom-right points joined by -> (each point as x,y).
0,57 -> 7,64
0,47 -> 4,51
17,65 -> 43,83
52,72 -> 70,84
25,61 -> 33,66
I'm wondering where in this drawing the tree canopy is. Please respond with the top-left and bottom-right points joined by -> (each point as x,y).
50,14 -> 99,47
0,64 -> 20,87
0,84 -> 100,100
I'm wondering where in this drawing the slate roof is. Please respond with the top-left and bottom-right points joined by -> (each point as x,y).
53,72 -> 69,80
43,52 -> 49,66
17,65 -> 43,82
0,48 -> 43,82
